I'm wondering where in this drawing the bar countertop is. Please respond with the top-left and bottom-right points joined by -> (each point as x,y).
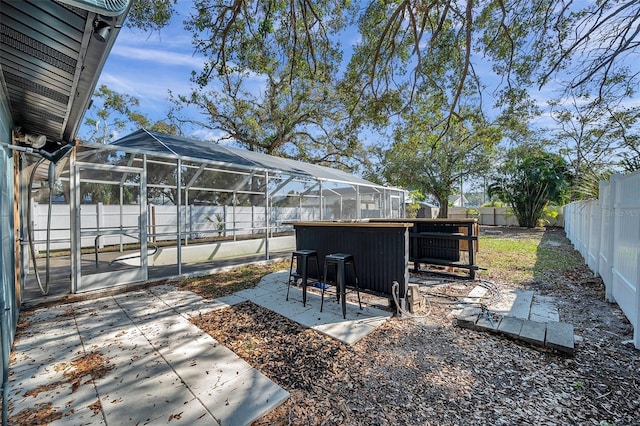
369,218 -> 478,224
286,221 -> 414,228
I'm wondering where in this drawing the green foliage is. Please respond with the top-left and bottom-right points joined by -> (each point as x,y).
168,0 -> 363,171
206,213 -> 226,235
405,189 -> 424,219
489,145 -> 571,228
126,0 -> 640,112
118,0 -> 640,187
481,200 -> 505,208
381,101 -> 499,218
126,0 -> 177,32
549,92 -> 640,200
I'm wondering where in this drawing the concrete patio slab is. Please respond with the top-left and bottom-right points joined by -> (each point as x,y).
497,316 -> 524,338
8,269 -> 392,424
519,320 -> 547,346
456,286 -> 574,353
205,368 -> 290,426
247,271 -> 393,345
8,287 -> 289,425
545,321 -> 575,354
97,371 -> 210,425
216,293 -> 249,307
462,285 -> 488,305
530,295 -> 560,322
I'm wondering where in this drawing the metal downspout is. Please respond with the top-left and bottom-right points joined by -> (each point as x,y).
140,154 -> 148,281
119,182 -> 124,251
1,144 -> 12,425
70,147 -> 79,293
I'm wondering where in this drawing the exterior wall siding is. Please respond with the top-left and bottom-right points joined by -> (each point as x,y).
1,78 -> 19,397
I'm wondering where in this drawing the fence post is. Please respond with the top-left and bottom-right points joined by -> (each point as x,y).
251,206 -> 255,235
635,251 -> 640,349
223,205 -> 227,238
598,180 -> 611,302
605,175 -> 622,302
97,202 -> 104,248
150,204 -> 156,243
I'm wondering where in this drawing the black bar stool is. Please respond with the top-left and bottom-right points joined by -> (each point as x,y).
286,249 -> 320,306
322,253 -> 362,319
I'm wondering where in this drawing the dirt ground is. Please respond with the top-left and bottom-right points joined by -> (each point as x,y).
192,226 -> 640,426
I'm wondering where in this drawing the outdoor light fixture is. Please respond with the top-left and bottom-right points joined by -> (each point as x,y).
19,133 -> 47,149
93,20 -> 111,42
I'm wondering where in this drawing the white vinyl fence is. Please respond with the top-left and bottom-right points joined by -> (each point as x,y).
564,171 -> 640,349
448,207 -> 564,227
31,203 -> 320,252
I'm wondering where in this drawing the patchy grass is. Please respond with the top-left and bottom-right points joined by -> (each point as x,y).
176,259 -> 290,299
477,227 -> 585,287
477,236 -> 541,283
535,241 -> 584,273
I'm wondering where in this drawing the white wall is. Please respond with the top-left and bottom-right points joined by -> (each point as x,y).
448,207 -> 564,227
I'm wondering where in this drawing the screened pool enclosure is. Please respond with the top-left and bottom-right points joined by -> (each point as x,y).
23,129 -> 406,298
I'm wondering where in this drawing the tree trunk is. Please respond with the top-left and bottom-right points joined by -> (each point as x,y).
437,197 -> 449,218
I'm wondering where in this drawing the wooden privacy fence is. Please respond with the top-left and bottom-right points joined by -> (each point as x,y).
564,171 -> 640,349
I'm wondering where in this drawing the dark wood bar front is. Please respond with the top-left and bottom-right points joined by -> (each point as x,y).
369,218 -> 479,279
289,222 -> 411,298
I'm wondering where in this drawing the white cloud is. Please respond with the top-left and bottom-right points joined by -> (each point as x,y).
111,44 -> 205,69
189,128 -> 231,142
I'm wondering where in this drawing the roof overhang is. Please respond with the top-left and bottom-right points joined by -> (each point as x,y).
0,0 -> 130,147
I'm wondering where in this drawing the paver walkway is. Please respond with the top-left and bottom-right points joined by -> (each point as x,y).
9,284 -> 289,425
455,287 -> 574,354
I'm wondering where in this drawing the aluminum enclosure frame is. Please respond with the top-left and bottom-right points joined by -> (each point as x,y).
42,131 -> 407,293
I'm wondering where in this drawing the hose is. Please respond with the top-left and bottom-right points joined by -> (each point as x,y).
27,157 -> 49,295
45,161 -> 55,290
391,277 -> 503,320
391,281 -> 432,319
421,278 -> 502,306
25,144 -> 74,296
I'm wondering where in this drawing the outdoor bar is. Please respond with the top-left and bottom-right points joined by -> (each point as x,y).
290,221 -> 412,298
370,218 -> 479,279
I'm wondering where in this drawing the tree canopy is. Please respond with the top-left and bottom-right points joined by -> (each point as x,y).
380,99 -> 498,217
111,0 -> 640,204
129,0 -> 640,121
489,145 -> 571,227
165,0 -> 366,170
82,85 -> 180,143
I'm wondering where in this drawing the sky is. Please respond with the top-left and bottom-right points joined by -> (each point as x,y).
79,2 -> 206,140
81,1 -> 639,152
